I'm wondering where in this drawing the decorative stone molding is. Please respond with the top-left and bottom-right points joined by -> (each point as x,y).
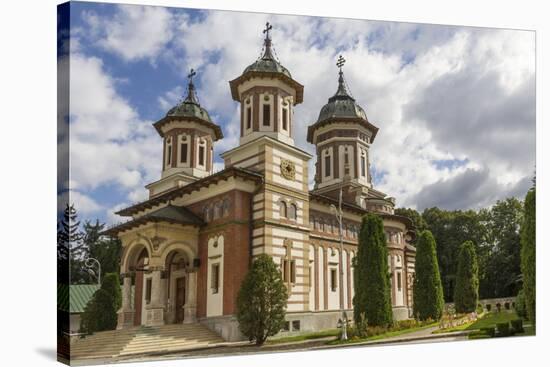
150,235 -> 167,251
280,159 -> 296,180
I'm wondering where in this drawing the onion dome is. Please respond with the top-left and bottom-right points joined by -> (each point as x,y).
307,56 -> 378,143
154,69 -> 223,140
229,22 -> 304,104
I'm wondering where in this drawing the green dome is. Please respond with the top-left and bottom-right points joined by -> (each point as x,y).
166,80 -> 213,123
242,36 -> 291,78
316,72 -> 368,123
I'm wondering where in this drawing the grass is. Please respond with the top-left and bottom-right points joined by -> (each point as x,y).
267,329 -> 340,344
327,322 -> 438,345
466,311 -> 518,330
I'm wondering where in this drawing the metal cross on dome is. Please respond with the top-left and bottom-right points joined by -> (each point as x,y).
336,55 -> 346,71
187,68 -> 196,82
263,22 -> 273,39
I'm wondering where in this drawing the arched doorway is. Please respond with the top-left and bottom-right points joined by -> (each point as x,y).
165,250 -> 191,324
133,247 -> 149,326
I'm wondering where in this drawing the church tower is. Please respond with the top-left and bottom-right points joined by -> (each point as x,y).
228,22 -> 304,147
147,69 -> 223,198
308,56 -> 382,209
222,23 -> 313,313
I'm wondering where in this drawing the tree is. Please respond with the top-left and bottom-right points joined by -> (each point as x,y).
395,207 -> 428,245
57,204 -> 86,284
520,188 -> 536,326
454,241 -> 479,313
354,214 -> 393,327
413,230 -> 444,321
236,254 -> 288,345
80,273 -> 121,334
84,220 -> 123,279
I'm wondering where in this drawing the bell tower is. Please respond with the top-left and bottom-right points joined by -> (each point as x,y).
146,69 -> 223,198
228,22 -> 304,147
308,56 -> 381,208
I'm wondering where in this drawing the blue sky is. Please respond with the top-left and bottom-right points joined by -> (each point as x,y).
59,1 -> 535,225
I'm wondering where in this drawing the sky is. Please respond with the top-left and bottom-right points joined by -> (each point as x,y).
58,1 -> 536,225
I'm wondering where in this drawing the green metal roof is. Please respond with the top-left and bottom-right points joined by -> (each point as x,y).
58,284 -> 133,314
316,71 -> 367,123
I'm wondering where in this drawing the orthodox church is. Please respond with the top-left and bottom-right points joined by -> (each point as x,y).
105,23 -> 416,341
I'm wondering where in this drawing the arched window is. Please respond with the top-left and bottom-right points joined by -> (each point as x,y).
222,198 -> 230,217
289,203 -> 297,220
279,201 -> 287,218
203,205 -> 211,222
309,215 -> 314,228
213,201 -> 222,219
165,137 -> 173,168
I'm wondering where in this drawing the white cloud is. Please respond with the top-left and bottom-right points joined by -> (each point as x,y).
83,5 -> 176,62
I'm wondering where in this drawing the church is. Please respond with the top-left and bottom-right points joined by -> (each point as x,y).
104,23 -> 416,341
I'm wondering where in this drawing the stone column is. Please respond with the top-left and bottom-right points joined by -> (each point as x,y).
117,273 -> 135,329
146,268 -> 165,326
184,269 -> 198,323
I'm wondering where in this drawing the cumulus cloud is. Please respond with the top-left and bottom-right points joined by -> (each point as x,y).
70,4 -> 535,220
82,4 -> 176,62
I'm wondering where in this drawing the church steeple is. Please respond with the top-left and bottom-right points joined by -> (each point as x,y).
228,23 -> 304,146
183,68 -> 199,104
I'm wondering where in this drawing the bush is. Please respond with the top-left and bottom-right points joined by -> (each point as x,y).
79,272 -> 121,334
496,322 -> 511,337
236,254 -> 288,345
481,327 -> 495,337
454,241 -> 479,313
496,303 -> 502,312
504,302 -> 510,310
515,289 -> 527,319
413,231 -> 445,321
476,303 -> 483,314
486,304 -> 492,312
520,189 -> 536,326
511,319 -> 524,334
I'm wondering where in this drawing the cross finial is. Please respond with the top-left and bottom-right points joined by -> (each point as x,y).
187,68 -> 196,81
336,55 -> 346,71
263,22 -> 273,40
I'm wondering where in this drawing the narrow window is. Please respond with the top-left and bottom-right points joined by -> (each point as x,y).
289,203 -> 297,220
166,138 -> 172,167
199,145 -> 205,166
282,108 -> 288,130
180,142 -> 188,163
145,278 -> 152,304
330,268 -> 337,292
290,260 -> 296,284
361,152 -> 366,177
279,201 -> 287,218
263,104 -> 270,126
292,320 -> 300,331
282,260 -> 288,282
246,107 -> 252,129
397,272 -> 402,291
325,154 -> 331,177
211,263 -> 220,294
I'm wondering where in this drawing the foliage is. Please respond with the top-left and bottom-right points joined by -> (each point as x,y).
496,322 -> 511,337
515,289 -> 527,319
236,254 -> 288,345
413,230 -> 445,321
394,207 -> 428,244
353,214 -> 393,327
480,327 -> 495,337
511,319 -> 524,333
520,188 -> 536,326
80,272 -> 121,334
57,204 -> 84,284
454,241 -> 479,313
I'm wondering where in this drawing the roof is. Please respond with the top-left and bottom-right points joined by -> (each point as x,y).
58,284 -> 99,313
229,30 -> 304,104
154,73 -> 223,141
113,166 -> 264,217
103,204 -> 205,236
307,69 -> 378,143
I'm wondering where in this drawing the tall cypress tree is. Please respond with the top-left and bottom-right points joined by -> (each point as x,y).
454,241 -> 479,313
354,214 -> 393,327
413,230 -> 444,320
520,188 -> 536,325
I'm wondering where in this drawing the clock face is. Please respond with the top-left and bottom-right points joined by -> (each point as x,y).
280,159 -> 296,180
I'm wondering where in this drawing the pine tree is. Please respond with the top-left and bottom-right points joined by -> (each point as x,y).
520,188 -> 535,325
454,241 -> 479,313
354,214 -> 393,327
57,204 -> 84,284
236,254 -> 288,345
413,230 -> 444,320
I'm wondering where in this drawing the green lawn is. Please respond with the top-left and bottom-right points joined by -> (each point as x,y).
466,311 -> 519,330
267,329 -> 340,344
327,322 -> 438,345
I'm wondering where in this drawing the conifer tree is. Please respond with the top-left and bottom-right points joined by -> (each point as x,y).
413,230 -> 444,320
354,214 -> 393,327
80,273 -> 122,334
236,254 -> 288,345
454,241 -> 479,313
520,188 -> 536,325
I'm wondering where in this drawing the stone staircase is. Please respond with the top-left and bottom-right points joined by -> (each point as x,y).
70,323 -> 225,361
